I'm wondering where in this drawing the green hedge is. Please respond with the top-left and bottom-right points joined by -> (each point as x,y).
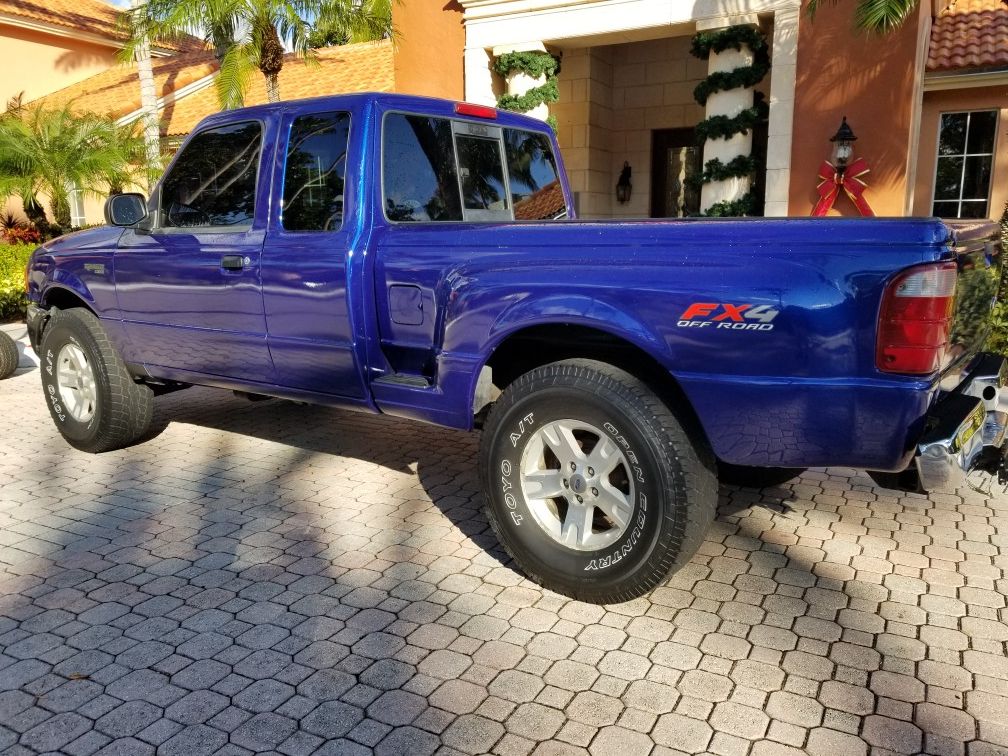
987,207 -> 1008,357
0,244 -> 35,322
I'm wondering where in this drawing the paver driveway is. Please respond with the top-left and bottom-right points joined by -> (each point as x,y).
1,334 -> 1007,756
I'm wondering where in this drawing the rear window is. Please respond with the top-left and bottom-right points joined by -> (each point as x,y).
382,113 -> 565,223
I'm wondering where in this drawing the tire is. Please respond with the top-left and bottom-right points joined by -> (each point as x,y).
718,462 -> 805,489
479,359 -> 717,604
39,308 -> 153,453
0,331 -> 17,380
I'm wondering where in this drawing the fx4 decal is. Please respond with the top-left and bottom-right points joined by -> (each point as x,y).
677,302 -> 780,331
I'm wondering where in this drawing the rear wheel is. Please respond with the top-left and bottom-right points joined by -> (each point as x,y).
0,331 -> 17,379
718,462 -> 805,489
39,308 -> 153,453
479,359 -> 717,604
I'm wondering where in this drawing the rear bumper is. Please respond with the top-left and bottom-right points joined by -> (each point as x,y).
915,353 -> 1007,494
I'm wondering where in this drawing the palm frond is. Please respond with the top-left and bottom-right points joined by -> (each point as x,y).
0,104 -> 146,224
216,43 -> 256,109
854,0 -> 919,32
805,0 -> 920,33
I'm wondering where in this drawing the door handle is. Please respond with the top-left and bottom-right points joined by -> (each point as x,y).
221,255 -> 246,271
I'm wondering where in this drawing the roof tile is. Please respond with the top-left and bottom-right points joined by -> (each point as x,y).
0,0 -> 203,52
164,40 -> 395,135
928,0 -> 1008,72
27,40 -> 394,136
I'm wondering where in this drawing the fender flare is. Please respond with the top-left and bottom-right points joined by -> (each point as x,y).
468,292 -> 674,415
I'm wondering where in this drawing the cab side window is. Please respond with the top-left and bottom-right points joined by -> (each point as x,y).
382,114 -> 462,222
281,112 -> 351,232
160,121 -> 262,229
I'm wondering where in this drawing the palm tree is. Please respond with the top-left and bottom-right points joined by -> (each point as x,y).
807,0 -> 920,33
127,0 -> 394,110
0,105 -> 146,229
128,0 -> 162,192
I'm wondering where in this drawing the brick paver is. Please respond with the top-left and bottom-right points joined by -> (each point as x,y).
1,335 -> 1006,755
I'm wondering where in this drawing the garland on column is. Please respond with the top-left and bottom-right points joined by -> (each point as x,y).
493,51 -> 561,130
689,25 -> 770,216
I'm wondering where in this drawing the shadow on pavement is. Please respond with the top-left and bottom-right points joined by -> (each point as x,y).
0,381 -> 1001,755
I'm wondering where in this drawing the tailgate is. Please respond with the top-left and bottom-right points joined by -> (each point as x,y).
944,219 -> 1004,382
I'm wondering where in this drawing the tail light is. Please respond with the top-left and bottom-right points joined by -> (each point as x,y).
876,262 -> 957,375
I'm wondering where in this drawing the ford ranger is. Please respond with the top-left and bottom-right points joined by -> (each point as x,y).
25,93 -> 1007,603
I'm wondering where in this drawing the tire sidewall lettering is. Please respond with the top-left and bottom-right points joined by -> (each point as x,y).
41,320 -> 101,437
492,394 -> 661,577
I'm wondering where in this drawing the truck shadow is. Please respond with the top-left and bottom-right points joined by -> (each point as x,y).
1,382 -> 996,754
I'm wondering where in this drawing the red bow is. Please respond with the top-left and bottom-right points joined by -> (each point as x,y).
812,157 -> 875,217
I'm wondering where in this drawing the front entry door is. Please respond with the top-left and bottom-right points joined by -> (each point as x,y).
650,128 -> 702,218
115,120 -> 273,383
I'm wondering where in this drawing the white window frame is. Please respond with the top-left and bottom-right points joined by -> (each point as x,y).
931,109 -> 998,219
68,182 -> 86,227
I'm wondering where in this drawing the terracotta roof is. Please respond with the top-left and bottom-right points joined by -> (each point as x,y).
26,40 -> 394,136
163,40 -> 395,135
928,0 -> 1008,72
28,49 -> 219,118
514,179 -> 566,220
0,0 -> 204,52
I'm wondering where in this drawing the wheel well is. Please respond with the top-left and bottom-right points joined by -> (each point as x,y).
481,324 -> 712,452
43,288 -> 92,313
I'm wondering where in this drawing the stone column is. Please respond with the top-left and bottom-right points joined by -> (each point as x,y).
764,6 -> 800,217
492,42 -> 550,122
698,21 -> 758,214
464,46 -> 496,106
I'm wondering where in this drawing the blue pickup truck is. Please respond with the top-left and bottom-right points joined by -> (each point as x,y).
25,93 -> 1007,603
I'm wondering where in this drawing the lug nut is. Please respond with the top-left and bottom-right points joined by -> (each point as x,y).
591,487 -> 598,496
570,462 -> 576,471
576,495 -> 583,503
563,479 -> 569,488
587,467 -> 594,476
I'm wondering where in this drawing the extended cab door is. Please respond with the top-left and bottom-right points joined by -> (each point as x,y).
115,120 -> 273,382
260,108 -> 367,398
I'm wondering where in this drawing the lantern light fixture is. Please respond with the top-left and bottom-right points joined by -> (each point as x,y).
616,162 -> 632,204
830,116 -> 858,172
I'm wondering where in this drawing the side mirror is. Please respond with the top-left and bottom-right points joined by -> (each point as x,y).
104,193 -> 149,227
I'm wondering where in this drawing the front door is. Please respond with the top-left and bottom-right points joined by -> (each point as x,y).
650,128 -> 702,218
115,120 -> 273,383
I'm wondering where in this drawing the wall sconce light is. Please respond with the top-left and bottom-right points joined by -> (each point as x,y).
616,162 -> 632,204
830,116 -> 858,173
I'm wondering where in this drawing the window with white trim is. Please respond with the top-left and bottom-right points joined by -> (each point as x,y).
932,110 -> 998,219
68,182 -> 86,227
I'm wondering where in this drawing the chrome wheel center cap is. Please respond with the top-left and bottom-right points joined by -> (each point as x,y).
569,474 -> 588,494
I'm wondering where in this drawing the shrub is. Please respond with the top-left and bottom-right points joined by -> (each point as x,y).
4,226 -> 41,245
0,243 -> 35,322
986,205 -> 1008,358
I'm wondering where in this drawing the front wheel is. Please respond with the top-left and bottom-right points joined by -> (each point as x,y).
479,359 -> 717,604
39,308 -> 153,453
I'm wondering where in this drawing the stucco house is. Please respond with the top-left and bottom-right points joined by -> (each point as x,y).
5,0 -> 1007,226
392,0 -> 1008,222
0,0 -> 201,107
